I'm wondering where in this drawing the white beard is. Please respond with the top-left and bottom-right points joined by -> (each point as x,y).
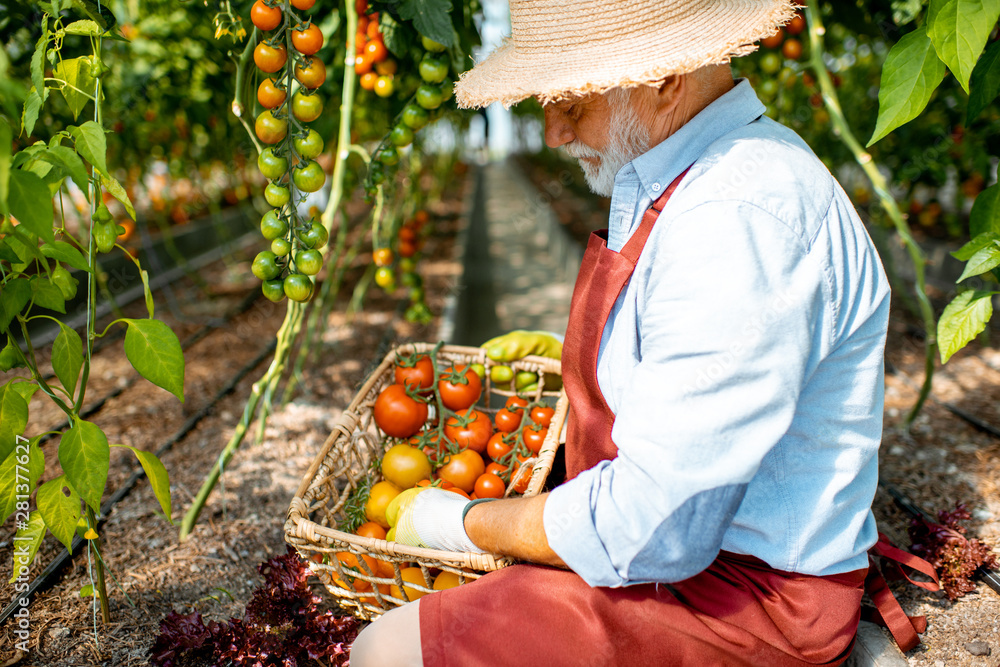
563,90 -> 651,197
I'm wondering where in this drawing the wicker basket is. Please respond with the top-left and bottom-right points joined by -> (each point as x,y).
284,343 -> 568,620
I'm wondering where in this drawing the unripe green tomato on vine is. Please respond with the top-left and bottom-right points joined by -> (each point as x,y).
262,279 -> 286,302
419,54 -> 448,84
398,257 -> 416,273
401,104 -> 430,130
255,110 -> 288,144
271,237 -> 291,256
300,222 -> 329,249
265,183 -> 290,207
400,271 -> 422,288
421,36 -> 446,52
390,124 -> 414,147
369,162 -> 386,185
260,209 -> 288,240
295,249 -> 323,276
252,251 -> 282,281
416,85 -> 443,110
293,161 -> 326,192
378,145 -> 400,167
291,90 -> 324,122
284,273 -> 314,301
258,148 -> 288,180
294,129 -> 324,159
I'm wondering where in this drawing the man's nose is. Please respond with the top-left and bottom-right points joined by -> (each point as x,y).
543,106 -> 575,148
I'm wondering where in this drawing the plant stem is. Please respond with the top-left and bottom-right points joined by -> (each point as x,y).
804,4 -> 937,426
85,505 -> 110,624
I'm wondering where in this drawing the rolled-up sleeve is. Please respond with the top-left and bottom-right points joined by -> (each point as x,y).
543,199 -> 832,587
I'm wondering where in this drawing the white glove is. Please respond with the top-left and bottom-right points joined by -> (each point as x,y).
391,488 -> 486,553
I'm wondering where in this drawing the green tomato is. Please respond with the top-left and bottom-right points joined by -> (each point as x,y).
265,183 -> 290,207
401,104 -> 430,130
284,273 -> 314,301
294,129 -> 324,159
409,286 -> 425,303
295,249 -> 323,275
369,162 -> 386,185
515,371 -> 539,390
252,251 -> 282,281
390,124 -> 414,147
759,79 -> 780,99
291,90 -> 323,122
374,266 -> 394,288
400,271 -> 421,288
415,84 -> 443,110
258,147 -> 288,180
262,279 -> 285,302
378,144 -> 400,167
260,209 -> 288,240
760,52 -> 782,75
490,365 -> 514,385
300,222 -> 329,249
405,302 -> 432,324
419,54 -> 448,84
293,161 -> 326,193
398,257 -> 416,273
421,35 -> 446,52
271,237 -> 291,256
469,363 -> 486,380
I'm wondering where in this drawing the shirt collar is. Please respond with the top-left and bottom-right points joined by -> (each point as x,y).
626,78 -> 766,200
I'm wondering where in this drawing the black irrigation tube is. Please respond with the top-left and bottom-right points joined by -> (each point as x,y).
33,288 -> 262,448
879,481 -> 1000,597
0,338 -> 277,626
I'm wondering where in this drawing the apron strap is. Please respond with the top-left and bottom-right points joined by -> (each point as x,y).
862,533 -> 941,653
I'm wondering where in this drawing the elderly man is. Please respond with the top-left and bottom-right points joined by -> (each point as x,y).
352,1 -> 905,664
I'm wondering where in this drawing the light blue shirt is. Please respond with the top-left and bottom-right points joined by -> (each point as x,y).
543,80 -> 889,587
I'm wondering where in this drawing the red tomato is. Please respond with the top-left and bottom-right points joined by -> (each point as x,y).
444,409 -> 493,454
436,449 -> 485,493
510,454 -> 532,493
522,425 -> 548,455
292,23 -> 324,55
365,38 -> 388,63
529,405 -> 555,428
486,432 -> 513,462
373,384 -> 427,438
254,42 -> 287,73
438,365 -> 482,411
494,407 -> 521,433
395,354 -> 434,392
295,57 -> 327,89
474,473 -> 505,499
505,396 -> 528,410
250,0 -> 282,31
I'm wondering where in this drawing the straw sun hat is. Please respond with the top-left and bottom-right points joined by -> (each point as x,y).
455,0 -> 799,109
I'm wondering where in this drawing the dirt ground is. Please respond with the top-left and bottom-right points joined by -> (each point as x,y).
3,159 -> 1000,666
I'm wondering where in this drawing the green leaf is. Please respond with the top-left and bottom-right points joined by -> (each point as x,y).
0,277 -> 31,333
892,0 -> 925,24
141,269 -> 154,318
30,29 -> 48,104
53,57 -> 97,121
38,145 -> 91,196
62,20 -> 102,36
123,319 -> 185,402
21,89 -> 42,139
79,584 -> 95,597
957,242 -> 1000,282
113,444 -> 173,524
11,380 -> 38,406
8,170 -> 55,242
36,475 -> 82,551
31,276 -> 66,313
869,28 -> 948,145
970,183 -> 1000,237
398,0 -> 455,47
100,172 -> 135,220
52,322 -> 83,397
927,0 -> 1000,93
953,231 -> 1000,260
0,119 -> 10,216
0,381 -> 30,462
58,418 -> 110,512
379,13 -> 413,58
968,40 -> 1000,123
939,290 -> 996,362
0,437 -> 44,525
9,512 -> 45,584
68,122 -> 108,176
41,239 -> 91,272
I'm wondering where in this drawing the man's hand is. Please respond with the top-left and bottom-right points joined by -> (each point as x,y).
386,488 -> 486,554
482,330 -> 563,391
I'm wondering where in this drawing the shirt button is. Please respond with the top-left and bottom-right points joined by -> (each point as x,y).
652,182 -> 661,192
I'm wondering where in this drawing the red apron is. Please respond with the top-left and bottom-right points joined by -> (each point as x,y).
421,171 -> 934,665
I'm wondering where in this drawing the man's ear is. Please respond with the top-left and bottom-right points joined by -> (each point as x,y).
654,75 -> 686,114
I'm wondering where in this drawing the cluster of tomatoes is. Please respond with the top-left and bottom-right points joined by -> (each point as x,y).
353,4 -> 396,97
761,10 -> 806,61
373,210 -> 432,322
249,0 -> 330,302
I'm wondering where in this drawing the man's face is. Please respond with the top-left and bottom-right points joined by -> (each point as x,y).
543,89 -> 651,197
